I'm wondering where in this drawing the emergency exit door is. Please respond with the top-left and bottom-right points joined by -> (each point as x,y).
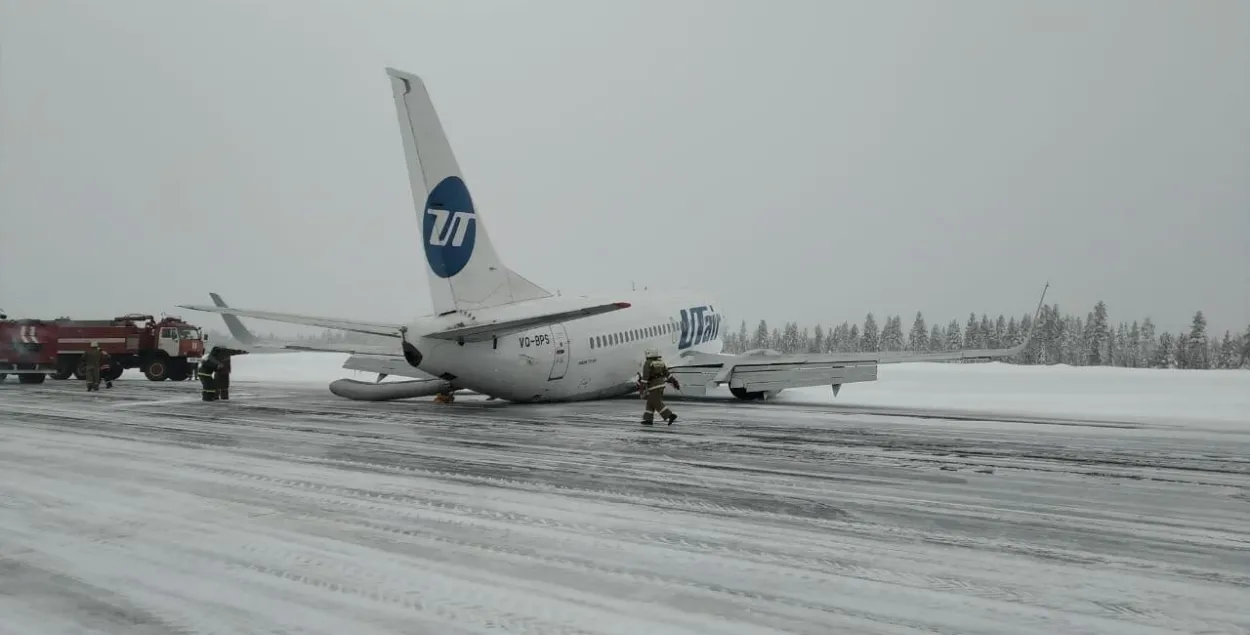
548,323 -> 569,380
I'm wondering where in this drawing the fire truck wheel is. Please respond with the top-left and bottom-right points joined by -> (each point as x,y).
18,373 -> 46,385
144,359 -> 169,381
74,364 -> 86,380
0,373 -> 7,383
50,368 -> 73,380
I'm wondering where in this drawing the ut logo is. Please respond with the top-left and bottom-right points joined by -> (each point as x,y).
421,176 -> 478,279
426,209 -> 475,247
678,305 -> 721,349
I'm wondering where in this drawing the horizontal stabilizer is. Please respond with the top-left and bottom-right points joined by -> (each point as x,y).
426,301 -> 631,342
177,304 -> 404,338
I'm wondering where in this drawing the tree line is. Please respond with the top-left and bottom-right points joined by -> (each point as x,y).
723,303 -> 1249,370
204,302 -> 1250,370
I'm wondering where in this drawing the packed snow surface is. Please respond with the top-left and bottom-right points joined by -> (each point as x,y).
1,357 -> 1247,634
236,352 -> 1250,426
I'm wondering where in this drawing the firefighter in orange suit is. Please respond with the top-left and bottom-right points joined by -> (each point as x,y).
638,348 -> 679,425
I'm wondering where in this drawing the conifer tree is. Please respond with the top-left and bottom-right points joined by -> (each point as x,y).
861,313 -> 879,352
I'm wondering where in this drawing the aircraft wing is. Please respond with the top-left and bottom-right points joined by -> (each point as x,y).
233,340 -> 401,356
177,304 -> 405,338
424,301 -> 632,343
182,298 -> 630,344
670,283 -> 1049,397
199,292 -> 401,356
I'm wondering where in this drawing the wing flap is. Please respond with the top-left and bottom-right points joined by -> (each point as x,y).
671,343 -> 1031,395
341,353 -> 438,379
240,342 -> 400,355
177,304 -> 404,338
670,353 -> 881,395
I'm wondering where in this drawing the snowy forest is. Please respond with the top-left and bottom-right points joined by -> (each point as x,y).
717,304 -> 1249,370
204,302 -> 1250,370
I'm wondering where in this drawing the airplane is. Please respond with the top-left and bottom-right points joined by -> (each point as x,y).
179,66 -> 1049,405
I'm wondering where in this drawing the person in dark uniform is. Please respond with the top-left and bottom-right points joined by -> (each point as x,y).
82,341 -> 112,391
100,349 -> 115,390
197,352 -> 221,401
210,346 -> 249,400
638,348 -> 679,425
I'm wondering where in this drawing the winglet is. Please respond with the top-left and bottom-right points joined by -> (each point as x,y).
958,281 -> 1050,360
209,292 -> 259,345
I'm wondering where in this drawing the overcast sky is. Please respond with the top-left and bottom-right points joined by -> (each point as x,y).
2,0 -> 1247,337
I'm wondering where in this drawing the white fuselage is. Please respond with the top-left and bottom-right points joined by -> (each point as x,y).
408,291 -> 724,403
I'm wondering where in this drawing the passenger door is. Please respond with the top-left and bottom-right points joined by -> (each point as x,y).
548,323 -> 569,381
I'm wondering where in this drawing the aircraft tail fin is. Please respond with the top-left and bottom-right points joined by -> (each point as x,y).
386,67 -> 551,315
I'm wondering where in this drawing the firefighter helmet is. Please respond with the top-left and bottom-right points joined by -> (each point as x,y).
645,348 -> 661,359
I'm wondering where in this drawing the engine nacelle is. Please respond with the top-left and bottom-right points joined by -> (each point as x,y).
730,387 -> 781,401
402,340 -> 423,368
728,348 -> 784,400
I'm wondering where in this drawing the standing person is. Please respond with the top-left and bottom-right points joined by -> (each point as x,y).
81,341 -> 110,392
100,351 -> 115,390
196,351 -> 221,401
211,346 -> 249,400
638,348 -> 679,425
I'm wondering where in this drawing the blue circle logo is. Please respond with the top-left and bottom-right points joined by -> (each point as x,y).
421,176 -> 477,279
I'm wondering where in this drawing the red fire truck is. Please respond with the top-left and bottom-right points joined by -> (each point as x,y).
46,314 -> 206,382
0,316 -> 58,384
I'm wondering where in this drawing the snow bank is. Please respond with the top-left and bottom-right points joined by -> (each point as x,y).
226,352 -> 383,384
223,352 -> 1249,426
779,361 -> 1250,427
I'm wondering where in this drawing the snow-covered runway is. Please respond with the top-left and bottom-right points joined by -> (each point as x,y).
1,373 -> 1248,634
